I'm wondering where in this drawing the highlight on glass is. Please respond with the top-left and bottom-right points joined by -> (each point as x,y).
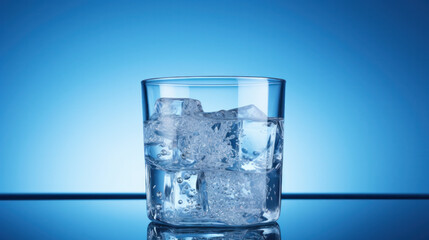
141,76 -> 286,226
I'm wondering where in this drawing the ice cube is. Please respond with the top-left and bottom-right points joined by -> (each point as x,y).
175,118 -> 239,169
204,170 -> 267,225
231,104 -> 268,120
203,109 -> 237,119
145,114 -> 239,170
237,120 -> 278,171
204,104 -> 267,121
151,98 -> 203,119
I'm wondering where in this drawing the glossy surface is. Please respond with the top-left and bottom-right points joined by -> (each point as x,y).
1,199 -> 428,239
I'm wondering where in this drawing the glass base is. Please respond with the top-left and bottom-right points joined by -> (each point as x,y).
147,222 -> 281,239
146,164 -> 281,227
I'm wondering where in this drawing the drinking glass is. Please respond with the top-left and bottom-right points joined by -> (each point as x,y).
141,76 -> 286,226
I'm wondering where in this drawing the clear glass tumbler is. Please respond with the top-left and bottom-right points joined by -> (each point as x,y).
141,76 -> 286,226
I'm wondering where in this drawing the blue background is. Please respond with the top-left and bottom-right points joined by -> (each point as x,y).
0,0 -> 428,193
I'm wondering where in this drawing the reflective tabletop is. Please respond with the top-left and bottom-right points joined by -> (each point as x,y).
1,198 -> 428,239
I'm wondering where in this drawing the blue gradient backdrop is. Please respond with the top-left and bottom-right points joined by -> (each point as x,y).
0,0 -> 428,193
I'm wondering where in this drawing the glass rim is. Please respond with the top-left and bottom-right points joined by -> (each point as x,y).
141,76 -> 286,86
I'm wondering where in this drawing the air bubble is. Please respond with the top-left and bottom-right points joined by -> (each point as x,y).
155,204 -> 162,211
187,189 -> 196,197
184,173 -> 190,180
178,200 -> 183,204
177,177 -> 183,183
156,191 -> 162,198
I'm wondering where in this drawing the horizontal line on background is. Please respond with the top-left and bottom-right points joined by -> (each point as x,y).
0,193 -> 147,200
0,193 -> 428,200
283,193 -> 429,199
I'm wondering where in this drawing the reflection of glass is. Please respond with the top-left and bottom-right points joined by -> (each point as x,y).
147,222 -> 281,240
142,77 -> 286,226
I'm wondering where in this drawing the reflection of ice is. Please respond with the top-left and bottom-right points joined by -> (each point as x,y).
147,222 -> 281,240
